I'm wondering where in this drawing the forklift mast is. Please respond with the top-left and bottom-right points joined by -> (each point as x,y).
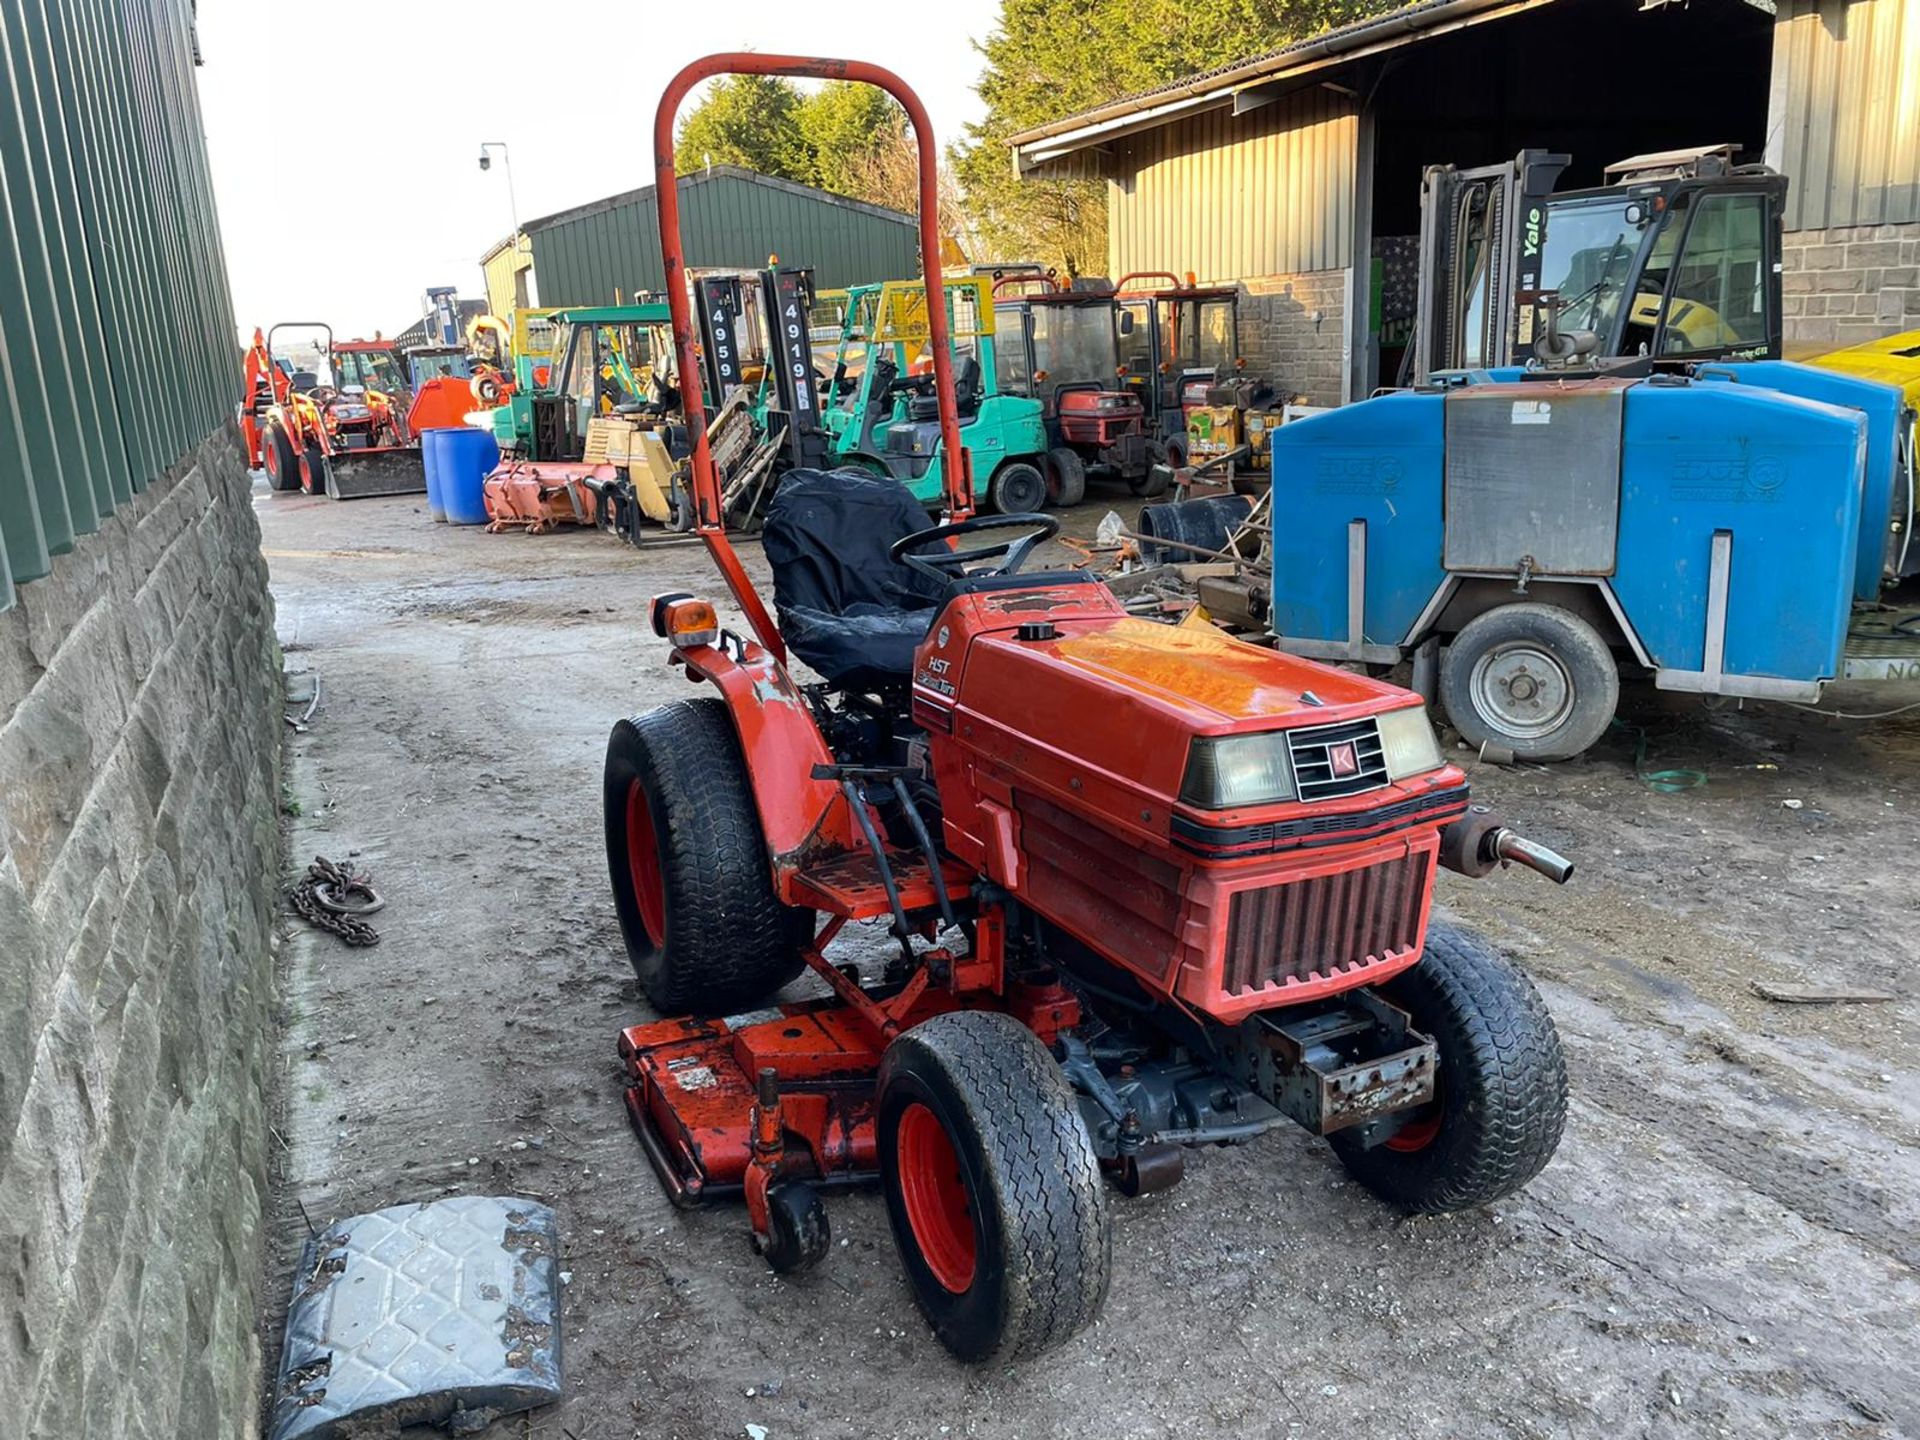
692,266 -> 830,473
1411,145 -> 1788,384
1411,150 -> 1568,383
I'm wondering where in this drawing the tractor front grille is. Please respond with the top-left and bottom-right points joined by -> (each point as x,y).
1222,848 -> 1430,995
1286,717 -> 1388,801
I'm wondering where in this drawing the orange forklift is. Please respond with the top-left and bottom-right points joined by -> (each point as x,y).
608,52 -> 1574,1365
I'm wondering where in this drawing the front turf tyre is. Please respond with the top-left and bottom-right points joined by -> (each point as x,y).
878,1011 -> 1110,1363
1330,921 -> 1567,1213
1439,601 -> 1619,761
265,424 -> 301,491
1045,446 -> 1087,507
603,698 -> 809,1014
988,460 -> 1048,515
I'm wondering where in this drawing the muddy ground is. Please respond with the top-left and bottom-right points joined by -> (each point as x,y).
257,479 -> 1920,1440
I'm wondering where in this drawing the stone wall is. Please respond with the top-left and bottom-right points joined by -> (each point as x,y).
1781,220 -> 1920,353
1238,268 -> 1349,407
0,429 -> 281,1437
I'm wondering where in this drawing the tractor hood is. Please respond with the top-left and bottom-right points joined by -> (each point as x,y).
1029,615 -> 1395,730
919,585 -> 1444,829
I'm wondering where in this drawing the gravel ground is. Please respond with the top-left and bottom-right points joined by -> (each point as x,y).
257,477 -> 1920,1440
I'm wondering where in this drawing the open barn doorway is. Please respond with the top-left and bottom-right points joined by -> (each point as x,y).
1355,0 -> 1777,393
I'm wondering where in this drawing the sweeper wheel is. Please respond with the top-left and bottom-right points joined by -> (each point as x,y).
877,1011 -> 1110,1363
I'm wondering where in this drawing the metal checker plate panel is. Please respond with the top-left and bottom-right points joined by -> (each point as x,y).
269,1195 -> 562,1440
1443,384 -> 1624,575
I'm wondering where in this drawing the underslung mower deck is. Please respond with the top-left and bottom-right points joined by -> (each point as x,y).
605,52 -> 1574,1364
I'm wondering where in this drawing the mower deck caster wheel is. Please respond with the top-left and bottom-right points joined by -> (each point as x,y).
1110,1142 -> 1184,1197
756,1181 -> 830,1275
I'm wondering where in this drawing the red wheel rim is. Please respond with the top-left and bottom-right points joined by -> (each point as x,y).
1385,1079 -> 1443,1153
624,778 -> 666,945
896,1102 -> 975,1293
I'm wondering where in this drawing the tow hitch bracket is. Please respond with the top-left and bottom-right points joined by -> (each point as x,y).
1234,991 -> 1438,1136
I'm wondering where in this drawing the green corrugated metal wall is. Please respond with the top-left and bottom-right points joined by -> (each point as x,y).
0,0 -> 237,613
527,168 -> 920,306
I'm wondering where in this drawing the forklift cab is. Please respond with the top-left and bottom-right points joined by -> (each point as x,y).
1537,157 -> 1784,364
840,278 -> 996,477
1414,145 -> 1787,381
824,276 -> 1049,507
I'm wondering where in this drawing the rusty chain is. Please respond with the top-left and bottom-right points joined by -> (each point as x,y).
288,856 -> 383,947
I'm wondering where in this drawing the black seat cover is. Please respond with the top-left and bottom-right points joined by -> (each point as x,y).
762,469 -> 946,687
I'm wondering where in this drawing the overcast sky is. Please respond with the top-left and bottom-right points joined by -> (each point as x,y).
198,1 -> 998,340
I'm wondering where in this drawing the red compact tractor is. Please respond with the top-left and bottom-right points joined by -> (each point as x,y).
239,324 -> 427,499
993,274 -> 1164,502
609,54 -> 1573,1364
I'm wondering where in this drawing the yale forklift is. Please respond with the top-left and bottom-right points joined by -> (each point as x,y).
1266,145 -> 1918,763
1409,144 -> 1789,382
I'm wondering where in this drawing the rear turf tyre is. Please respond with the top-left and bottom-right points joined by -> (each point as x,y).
1329,921 -> 1567,1213
603,698 -> 809,1013
1045,446 -> 1087,508
266,424 -> 301,491
988,460 -> 1048,515
1440,602 -> 1618,761
878,1011 -> 1110,1363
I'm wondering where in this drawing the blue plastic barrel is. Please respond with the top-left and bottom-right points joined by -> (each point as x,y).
440,428 -> 501,526
420,428 -> 455,522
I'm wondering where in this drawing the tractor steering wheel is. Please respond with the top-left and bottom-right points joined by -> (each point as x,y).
890,513 -> 1062,585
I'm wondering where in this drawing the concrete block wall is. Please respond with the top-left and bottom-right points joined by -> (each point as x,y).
1781,220 -> 1920,352
1238,269 -> 1349,407
0,430 -> 282,1438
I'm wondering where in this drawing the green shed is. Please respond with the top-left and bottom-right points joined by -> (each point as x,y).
519,165 -> 920,306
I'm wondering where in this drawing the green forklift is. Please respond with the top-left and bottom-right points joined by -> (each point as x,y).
821,276 -> 1052,511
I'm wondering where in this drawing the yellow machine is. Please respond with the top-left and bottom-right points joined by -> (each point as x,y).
1808,328 -> 1920,410
583,414 -> 684,526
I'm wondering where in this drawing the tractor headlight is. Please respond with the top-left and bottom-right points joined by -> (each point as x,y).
1377,705 -> 1444,780
1179,733 -> 1296,809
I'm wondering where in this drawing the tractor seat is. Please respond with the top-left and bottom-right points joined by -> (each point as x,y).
761,468 -> 948,689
